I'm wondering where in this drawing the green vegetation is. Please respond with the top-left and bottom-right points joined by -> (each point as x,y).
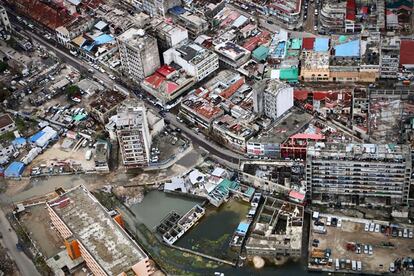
0,131 -> 14,142
65,85 -> 80,100
92,191 -> 117,210
34,254 -> 52,275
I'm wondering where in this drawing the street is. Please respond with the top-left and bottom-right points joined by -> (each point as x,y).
0,209 -> 40,276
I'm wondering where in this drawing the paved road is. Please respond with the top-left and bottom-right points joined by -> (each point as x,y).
9,13 -> 246,164
0,210 -> 41,276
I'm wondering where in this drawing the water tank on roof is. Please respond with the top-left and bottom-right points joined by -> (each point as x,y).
137,29 -> 145,37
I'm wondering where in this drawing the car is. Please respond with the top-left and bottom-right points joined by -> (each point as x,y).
403,228 -> 408,238
368,245 -> 373,255
365,223 -> 369,231
88,68 -> 94,73
364,244 -> 368,254
266,20 -> 274,25
99,68 -> 106,73
327,217 -> 331,226
409,230 -> 413,239
369,223 -> 375,232
314,26 -> 318,31
398,230 -> 403,237
356,244 -> 361,254
389,262 -> 395,272
375,224 -> 380,233
392,227 -> 398,237
337,219 -> 342,228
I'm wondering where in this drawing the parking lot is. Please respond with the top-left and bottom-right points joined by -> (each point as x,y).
151,127 -> 188,163
309,214 -> 414,274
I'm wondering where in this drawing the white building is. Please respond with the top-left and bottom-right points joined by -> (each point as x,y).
142,0 -> 181,17
152,18 -> 188,50
214,41 -> 251,68
115,100 -> 152,168
163,42 -> 219,81
117,28 -> 161,81
0,142 -> 15,164
0,6 -> 11,31
253,79 -> 293,120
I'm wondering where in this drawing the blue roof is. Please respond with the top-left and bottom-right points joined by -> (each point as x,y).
169,6 -> 186,15
12,137 -> 26,146
29,131 -> 44,143
314,38 -> 330,52
236,222 -> 250,235
83,34 -> 114,52
4,162 -> 25,178
334,39 -> 360,57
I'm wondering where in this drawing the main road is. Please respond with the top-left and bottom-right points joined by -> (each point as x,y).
0,209 -> 41,276
8,13 -> 246,164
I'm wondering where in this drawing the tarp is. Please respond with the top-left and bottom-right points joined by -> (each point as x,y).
29,131 -> 45,143
252,45 -> 269,61
4,161 -> 25,178
334,39 -> 360,57
236,222 -> 250,235
314,38 -> 330,52
280,68 -> 299,81
12,137 -> 26,147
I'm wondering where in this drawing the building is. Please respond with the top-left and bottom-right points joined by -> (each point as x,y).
253,79 -> 294,120
319,1 -> 346,33
115,100 -> 151,168
47,185 -> 153,276
88,90 -> 127,124
55,17 -> 95,48
142,0 -> 181,17
94,140 -> 110,172
380,36 -> 400,79
171,9 -> 209,39
151,18 -> 188,51
0,141 -> 15,164
306,143 -> 411,207
300,51 -> 330,81
117,28 -> 161,81
163,42 -> 219,81
141,65 -> 195,105
0,6 -> 11,31
263,0 -> 302,30
214,41 -> 251,68
0,114 -> 15,135
245,196 -> 304,257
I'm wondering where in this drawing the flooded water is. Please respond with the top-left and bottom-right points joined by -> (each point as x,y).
128,190 -> 204,230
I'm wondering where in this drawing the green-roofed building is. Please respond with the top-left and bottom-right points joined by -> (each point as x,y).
252,45 -> 269,62
280,67 -> 299,82
290,38 -> 302,50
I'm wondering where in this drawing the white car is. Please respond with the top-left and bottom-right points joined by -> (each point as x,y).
364,223 -> 369,231
337,219 -> 342,228
375,224 -> 380,233
368,245 -> 373,255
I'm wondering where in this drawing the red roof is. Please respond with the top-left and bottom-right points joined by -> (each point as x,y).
290,133 -> 324,140
400,40 -> 414,66
294,90 -> 309,101
313,91 -> 327,101
156,65 -> 176,77
302,37 -> 315,50
360,6 -> 368,14
346,0 -> 356,21
289,190 -> 305,201
165,81 -> 179,95
144,73 -> 165,89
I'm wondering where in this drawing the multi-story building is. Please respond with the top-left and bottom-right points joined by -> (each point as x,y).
170,10 -> 209,39
263,0 -> 302,30
214,41 -> 251,69
0,114 -> 15,135
246,196 -> 303,257
253,79 -> 294,120
55,17 -> 95,48
142,0 -> 181,17
300,51 -> 330,81
115,100 -> 151,168
319,1 -> 346,33
163,42 -> 219,81
151,18 -> 188,52
94,140 -> 110,172
380,36 -> 400,79
306,143 -> 411,207
0,6 -> 11,31
47,185 -> 153,276
117,28 -> 161,81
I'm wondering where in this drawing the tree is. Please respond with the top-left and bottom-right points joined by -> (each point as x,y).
65,85 -> 80,100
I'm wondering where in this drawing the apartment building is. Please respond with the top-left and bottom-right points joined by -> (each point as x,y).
170,9 -> 209,39
163,42 -> 219,81
94,140 -> 110,172
246,196 -> 304,257
253,79 -> 294,121
306,143 -> 411,207
380,36 -> 400,79
263,0 -> 302,30
47,185 -> 153,276
319,1 -> 346,33
151,18 -> 188,51
142,0 -> 181,17
214,41 -> 251,68
117,28 -> 161,81
116,100 -> 151,168
55,17 -> 95,48
0,6 -> 11,31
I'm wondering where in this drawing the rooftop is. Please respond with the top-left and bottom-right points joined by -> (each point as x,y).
177,43 -> 215,65
0,113 -> 14,129
400,39 -> 414,66
117,28 -> 155,49
214,41 -> 250,61
49,186 -> 147,275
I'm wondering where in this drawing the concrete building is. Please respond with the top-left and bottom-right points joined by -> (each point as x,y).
0,114 -> 15,135
300,51 -> 330,82
94,140 -> 110,172
88,91 -> 127,124
115,100 -> 152,168
142,0 -> 181,17
163,42 -> 219,81
171,10 -> 209,39
245,196 -> 304,257
47,185 -> 153,276
380,36 -> 400,79
0,141 -> 15,164
0,6 -> 11,31
253,79 -> 294,120
214,41 -> 251,68
55,17 -> 95,48
319,1 -> 346,33
117,28 -> 161,81
151,18 -> 188,51
306,143 -> 411,207
263,0 -> 302,30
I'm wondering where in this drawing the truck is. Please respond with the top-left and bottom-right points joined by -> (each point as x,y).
85,150 -> 92,161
